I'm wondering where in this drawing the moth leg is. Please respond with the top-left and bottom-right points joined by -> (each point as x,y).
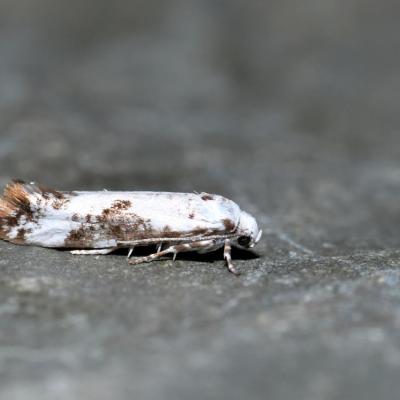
157,243 -> 163,253
128,240 -> 215,266
224,239 -> 240,276
128,247 -> 174,266
70,248 -> 117,255
127,247 -> 135,259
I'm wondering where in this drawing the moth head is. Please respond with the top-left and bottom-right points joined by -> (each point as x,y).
235,211 -> 262,249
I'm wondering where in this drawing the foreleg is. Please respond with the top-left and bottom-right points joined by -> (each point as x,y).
224,239 -> 239,275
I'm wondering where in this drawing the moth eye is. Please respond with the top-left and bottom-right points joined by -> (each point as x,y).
238,236 -> 251,247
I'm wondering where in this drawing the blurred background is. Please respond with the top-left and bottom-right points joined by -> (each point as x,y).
1,1 -> 400,399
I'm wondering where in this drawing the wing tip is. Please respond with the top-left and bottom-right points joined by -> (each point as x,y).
0,179 -> 31,215
0,179 -> 68,241
0,180 -> 34,239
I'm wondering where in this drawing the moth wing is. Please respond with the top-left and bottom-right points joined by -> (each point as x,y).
0,183 -> 241,248
64,191 -> 241,242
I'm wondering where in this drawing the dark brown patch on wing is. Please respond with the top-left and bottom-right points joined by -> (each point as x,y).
64,222 -> 99,248
66,229 -> 85,242
65,225 -> 94,247
111,200 -> 131,210
15,227 -> 32,242
64,204 -> 152,248
51,201 -> 64,210
38,184 -> 65,201
189,212 -> 195,219
222,218 -> 236,232
201,193 -> 214,201
103,208 -> 111,215
37,183 -> 75,210
71,213 -> 79,222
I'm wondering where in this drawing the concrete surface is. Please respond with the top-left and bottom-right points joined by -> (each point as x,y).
1,1 -> 400,399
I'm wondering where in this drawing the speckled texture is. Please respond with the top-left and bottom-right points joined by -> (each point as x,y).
1,1 -> 400,399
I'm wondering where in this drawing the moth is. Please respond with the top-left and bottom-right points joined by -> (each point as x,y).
0,180 -> 262,274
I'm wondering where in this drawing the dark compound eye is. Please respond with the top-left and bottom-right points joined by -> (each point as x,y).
238,236 -> 251,247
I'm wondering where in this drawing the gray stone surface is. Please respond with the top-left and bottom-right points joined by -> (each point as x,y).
1,1 -> 400,399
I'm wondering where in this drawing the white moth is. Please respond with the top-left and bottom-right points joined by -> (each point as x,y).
0,180 -> 262,274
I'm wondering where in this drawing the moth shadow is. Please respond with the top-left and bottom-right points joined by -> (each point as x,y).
113,245 -> 260,263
